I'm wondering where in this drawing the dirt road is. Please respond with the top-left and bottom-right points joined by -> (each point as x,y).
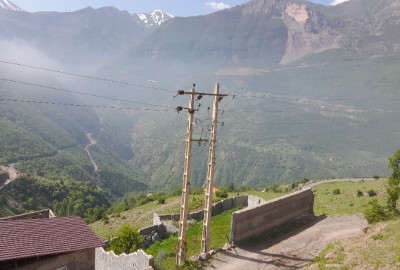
206,214 -> 367,270
84,133 -> 98,173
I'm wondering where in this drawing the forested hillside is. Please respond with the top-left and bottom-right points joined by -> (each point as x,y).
1,0 -> 400,215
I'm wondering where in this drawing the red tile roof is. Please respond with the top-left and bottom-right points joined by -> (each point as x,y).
0,216 -> 103,261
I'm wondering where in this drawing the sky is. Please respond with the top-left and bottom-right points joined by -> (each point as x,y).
11,0 -> 351,16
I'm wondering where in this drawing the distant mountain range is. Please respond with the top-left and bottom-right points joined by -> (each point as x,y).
0,1 -> 174,66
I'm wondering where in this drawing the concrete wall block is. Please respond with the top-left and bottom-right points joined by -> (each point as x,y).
247,195 -> 266,207
153,213 -> 162,225
139,225 -> 158,236
233,195 -> 248,208
157,214 -> 171,221
231,189 -> 314,243
222,198 -> 233,211
212,201 -> 223,216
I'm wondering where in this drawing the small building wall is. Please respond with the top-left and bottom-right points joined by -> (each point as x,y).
14,248 -> 96,270
230,189 -> 314,243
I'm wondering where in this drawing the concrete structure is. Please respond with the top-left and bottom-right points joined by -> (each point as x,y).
95,248 -> 154,270
230,189 -> 314,243
155,195 -> 250,223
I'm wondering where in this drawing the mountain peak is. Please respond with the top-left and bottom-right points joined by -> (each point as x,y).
0,0 -> 23,11
135,9 -> 174,28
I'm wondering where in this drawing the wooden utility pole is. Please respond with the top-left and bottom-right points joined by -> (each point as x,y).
176,84 -> 195,266
201,83 -> 220,253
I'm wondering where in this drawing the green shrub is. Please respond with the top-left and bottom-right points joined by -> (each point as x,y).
333,189 -> 341,195
364,199 -> 388,223
190,187 -> 204,195
373,175 -> 380,180
157,196 -> 166,205
108,224 -> 143,255
367,189 -> 377,197
216,189 -> 228,198
357,190 -> 364,197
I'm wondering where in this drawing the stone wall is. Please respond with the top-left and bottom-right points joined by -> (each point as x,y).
95,248 -> 154,270
230,189 -> 314,243
139,224 -> 168,247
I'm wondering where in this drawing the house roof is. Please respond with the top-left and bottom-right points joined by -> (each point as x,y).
0,216 -> 104,261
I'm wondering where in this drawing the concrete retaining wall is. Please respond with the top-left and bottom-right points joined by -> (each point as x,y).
95,248 -> 154,270
230,189 -> 314,243
156,195 -> 249,223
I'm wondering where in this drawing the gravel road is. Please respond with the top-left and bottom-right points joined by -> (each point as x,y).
206,214 -> 367,270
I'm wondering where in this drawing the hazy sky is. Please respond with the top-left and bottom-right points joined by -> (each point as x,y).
11,0 -> 351,16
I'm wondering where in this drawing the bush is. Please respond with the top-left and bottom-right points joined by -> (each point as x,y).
108,224 -> 143,255
157,196 -> 166,205
300,178 -> 310,184
367,190 -> 377,197
190,187 -> 204,195
356,190 -> 364,197
216,189 -> 228,198
332,189 -> 341,195
364,199 -> 388,223
373,175 -> 380,180
269,184 -> 282,193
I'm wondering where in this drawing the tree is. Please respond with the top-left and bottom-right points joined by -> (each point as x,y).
364,150 -> 400,223
108,224 -> 143,255
386,150 -> 400,215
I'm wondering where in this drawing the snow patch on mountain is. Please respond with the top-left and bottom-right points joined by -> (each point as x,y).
135,9 -> 174,28
0,0 -> 23,11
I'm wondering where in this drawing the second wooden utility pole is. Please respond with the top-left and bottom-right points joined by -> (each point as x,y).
201,83 -> 220,253
176,84 -> 195,266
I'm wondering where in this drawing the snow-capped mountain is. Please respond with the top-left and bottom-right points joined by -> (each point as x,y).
0,0 -> 22,11
134,9 -> 174,28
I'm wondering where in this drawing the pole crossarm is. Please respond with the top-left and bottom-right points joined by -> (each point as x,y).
191,139 -> 209,142
177,90 -> 228,97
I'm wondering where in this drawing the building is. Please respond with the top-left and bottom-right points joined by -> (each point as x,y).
0,216 -> 104,270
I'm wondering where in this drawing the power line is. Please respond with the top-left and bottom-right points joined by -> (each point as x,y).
0,98 -> 173,112
0,77 -> 175,109
0,59 -> 176,93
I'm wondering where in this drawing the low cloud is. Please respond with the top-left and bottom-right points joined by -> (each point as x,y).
206,2 -> 231,11
330,0 -> 351,6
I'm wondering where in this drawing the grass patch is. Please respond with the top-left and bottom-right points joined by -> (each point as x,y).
146,208 -> 238,270
312,180 -> 386,216
311,242 -> 346,269
310,218 -> 400,269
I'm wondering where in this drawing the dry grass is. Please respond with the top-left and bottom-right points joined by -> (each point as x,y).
309,218 -> 400,269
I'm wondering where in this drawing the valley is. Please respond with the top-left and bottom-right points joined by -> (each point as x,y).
0,0 -> 400,253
